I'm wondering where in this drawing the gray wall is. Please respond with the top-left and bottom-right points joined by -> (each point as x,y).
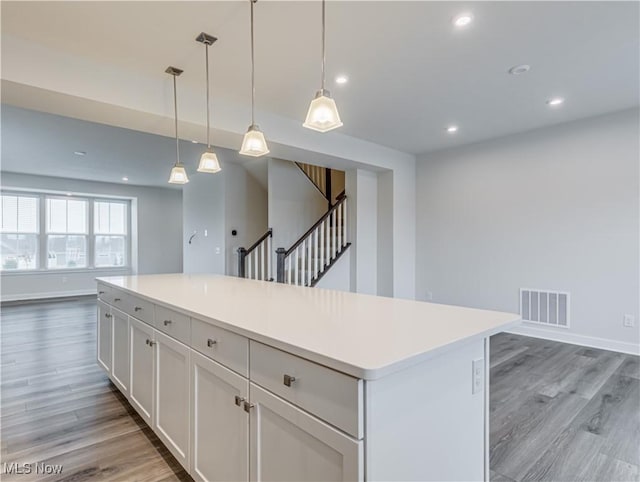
1,172 -> 182,300
225,162 -> 268,276
416,108 -> 639,352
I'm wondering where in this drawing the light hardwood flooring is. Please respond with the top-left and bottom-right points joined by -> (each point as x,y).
1,298 -> 638,481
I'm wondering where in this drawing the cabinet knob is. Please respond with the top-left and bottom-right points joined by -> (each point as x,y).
235,395 -> 246,406
207,338 -> 217,347
163,320 -> 172,326
98,291 -> 105,295
114,298 -> 121,302
105,313 -> 112,319
146,339 -> 156,346
134,306 -> 143,312
243,401 -> 255,413
283,374 -> 296,387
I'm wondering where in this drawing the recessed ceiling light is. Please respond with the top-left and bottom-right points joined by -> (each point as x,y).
453,13 -> 473,27
191,140 -> 198,144
546,97 -> 565,106
335,75 -> 348,85
446,125 -> 459,133
508,64 -> 531,75
66,192 -> 73,196
73,151 -> 86,156
122,177 -> 129,182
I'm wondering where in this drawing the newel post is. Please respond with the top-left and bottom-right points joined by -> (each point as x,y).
237,247 -> 247,278
276,248 -> 286,283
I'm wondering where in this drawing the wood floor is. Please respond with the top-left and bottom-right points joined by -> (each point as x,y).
490,333 -> 639,482
1,299 -> 638,482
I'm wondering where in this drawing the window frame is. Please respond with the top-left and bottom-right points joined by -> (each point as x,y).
0,190 -> 132,275
0,193 -> 41,271
45,195 -> 90,270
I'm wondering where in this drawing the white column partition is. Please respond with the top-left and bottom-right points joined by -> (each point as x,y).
337,202 -> 342,253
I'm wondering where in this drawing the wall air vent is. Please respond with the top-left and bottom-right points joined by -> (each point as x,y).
520,289 -> 570,328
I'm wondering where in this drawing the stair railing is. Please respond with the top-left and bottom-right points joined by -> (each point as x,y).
276,194 -> 348,287
237,228 -> 272,281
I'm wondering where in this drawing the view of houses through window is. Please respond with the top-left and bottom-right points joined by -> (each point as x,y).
0,192 -> 130,271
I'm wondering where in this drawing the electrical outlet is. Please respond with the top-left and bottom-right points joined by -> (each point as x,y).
204,229 -> 208,237
215,247 -> 221,255
623,314 -> 636,328
472,359 -> 484,394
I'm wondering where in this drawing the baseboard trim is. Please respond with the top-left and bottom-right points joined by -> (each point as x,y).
506,323 -> 640,356
1,289 -> 96,303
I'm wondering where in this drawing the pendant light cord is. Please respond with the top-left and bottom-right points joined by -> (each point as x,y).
173,74 -> 180,165
205,43 -> 211,148
250,0 -> 256,126
321,0 -> 326,91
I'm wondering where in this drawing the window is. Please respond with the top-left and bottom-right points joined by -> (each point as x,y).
94,201 -> 127,267
0,190 -> 131,272
1,194 -> 39,270
46,197 -> 88,269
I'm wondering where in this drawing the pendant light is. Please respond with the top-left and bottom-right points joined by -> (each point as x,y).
303,0 -> 343,133
196,32 -> 222,173
239,0 -> 270,157
166,66 -> 189,184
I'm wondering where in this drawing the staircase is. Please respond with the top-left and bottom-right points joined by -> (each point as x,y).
237,161 -> 349,287
276,193 -> 349,287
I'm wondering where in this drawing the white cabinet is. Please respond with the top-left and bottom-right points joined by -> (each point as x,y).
191,351 -> 249,482
97,301 -> 112,374
129,316 -> 155,425
249,383 -> 363,482
155,329 -> 191,471
111,308 -> 130,395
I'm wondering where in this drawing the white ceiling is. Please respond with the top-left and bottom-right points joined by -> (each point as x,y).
0,104 -> 251,188
1,1 -> 639,155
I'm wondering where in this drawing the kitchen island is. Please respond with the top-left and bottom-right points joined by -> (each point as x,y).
96,273 -> 519,482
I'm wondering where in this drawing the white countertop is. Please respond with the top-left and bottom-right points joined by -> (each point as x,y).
98,274 -> 520,380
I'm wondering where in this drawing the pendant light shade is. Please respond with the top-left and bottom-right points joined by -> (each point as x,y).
169,163 -> 189,184
240,124 -> 270,157
240,0 -> 269,157
303,89 -> 343,132
196,32 -> 222,174
166,66 -> 189,185
304,0 -> 342,133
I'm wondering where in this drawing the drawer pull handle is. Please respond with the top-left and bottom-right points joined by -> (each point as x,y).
134,306 -> 143,312
207,338 -> 217,347
283,374 -> 296,387
243,401 -> 255,413
105,313 -> 112,318
98,291 -> 105,295
146,339 -> 156,347
235,396 -> 246,406
114,298 -> 121,302
164,320 -> 172,326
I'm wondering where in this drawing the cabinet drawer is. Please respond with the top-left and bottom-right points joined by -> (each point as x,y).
125,295 -> 154,325
154,305 -> 190,344
108,288 -> 128,311
191,318 -> 248,377
249,341 -> 363,439
97,283 -> 111,302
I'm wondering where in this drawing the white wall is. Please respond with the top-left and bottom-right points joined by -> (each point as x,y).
0,172 -> 182,300
416,108 -> 639,354
182,164 -> 225,275
377,171 -> 394,297
346,169 -> 378,295
268,158 -> 327,253
224,162 -> 268,276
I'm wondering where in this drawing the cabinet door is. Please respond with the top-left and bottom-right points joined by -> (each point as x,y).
249,383 -> 363,482
155,329 -> 190,471
97,301 -> 112,374
111,308 -> 130,396
191,351 -> 249,482
129,317 -> 154,425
